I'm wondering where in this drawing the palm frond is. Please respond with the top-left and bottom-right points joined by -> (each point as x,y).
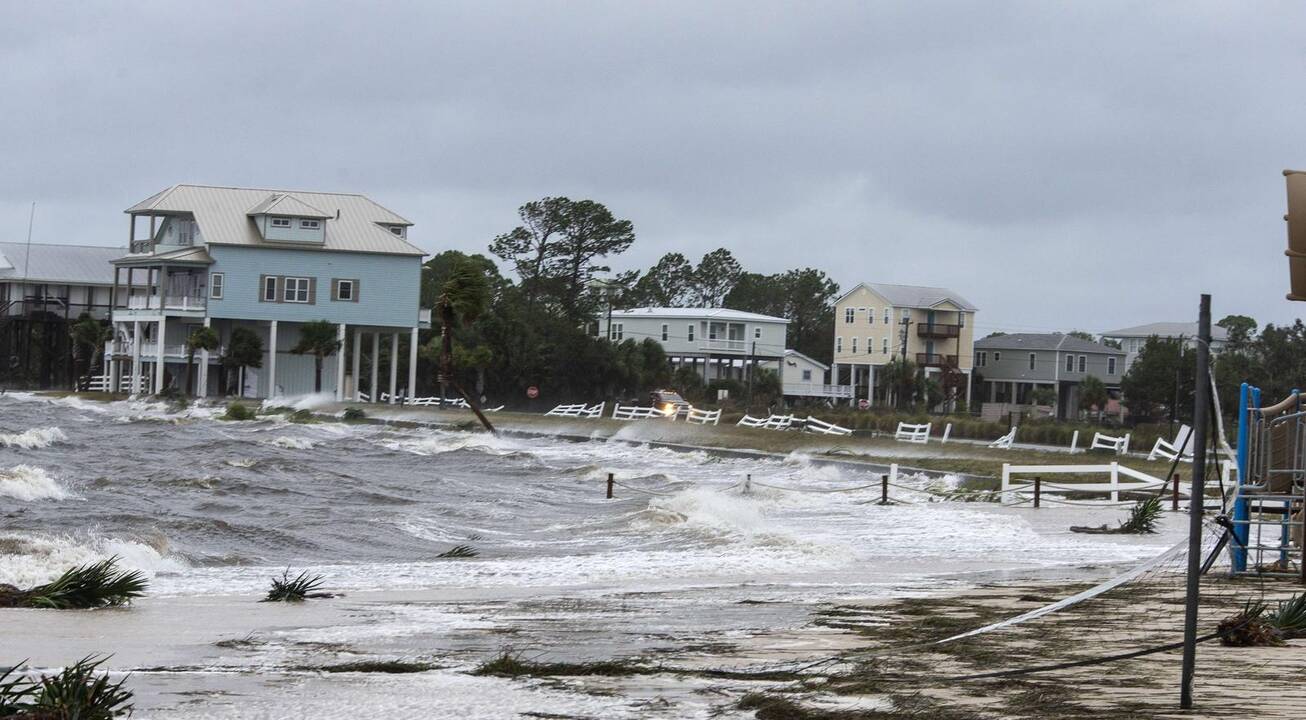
1118,497 -> 1163,534
31,655 -> 134,718
0,661 -> 37,713
20,557 -> 147,609
1267,593 -> 1306,637
436,545 -> 478,559
262,570 -> 330,602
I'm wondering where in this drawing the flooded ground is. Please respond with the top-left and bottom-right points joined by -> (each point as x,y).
0,393 -> 1190,718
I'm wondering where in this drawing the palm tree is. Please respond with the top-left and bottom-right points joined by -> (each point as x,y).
68,313 -> 111,390
880,357 -> 918,410
1079,374 -> 1110,423
222,327 -> 264,397
184,326 -> 221,396
437,258 -> 494,432
291,320 -> 339,394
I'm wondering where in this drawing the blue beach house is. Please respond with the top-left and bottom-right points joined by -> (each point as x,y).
107,184 -> 429,400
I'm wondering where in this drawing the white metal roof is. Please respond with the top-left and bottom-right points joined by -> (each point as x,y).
609,307 -> 790,323
245,192 -> 332,219
784,348 -> 829,371
1101,322 -> 1229,342
0,242 -> 121,286
125,184 -> 423,256
839,282 -> 978,311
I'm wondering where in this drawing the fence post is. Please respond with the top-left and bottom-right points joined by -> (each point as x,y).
1001,463 -> 1010,504
606,472 -> 614,499
942,423 -> 952,443
1172,473 -> 1180,512
744,474 -> 752,494
1110,462 -> 1120,503
881,474 -> 889,505
1034,476 -> 1041,508
890,463 -> 899,488
1070,430 -> 1079,454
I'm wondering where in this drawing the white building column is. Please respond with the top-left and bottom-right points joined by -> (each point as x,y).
388,333 -> 399,404
867,364 -> 875,406
352,327 -> 363,401
370,332 -> 380,403
131,320 -> 142,395
407,327 -> 418,404
268,320 -> 278,399
198,317 -> 212,398
335,323 -> 347,401
154,316 -> 166,394
964,370 -> 972,411
108,323 -> 121,393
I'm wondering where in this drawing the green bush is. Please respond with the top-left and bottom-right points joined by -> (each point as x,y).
287,409 -> 316,424
222,403 -> 256,421
342,407 -> 366,421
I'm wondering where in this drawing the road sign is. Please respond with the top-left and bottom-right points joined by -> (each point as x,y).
858,399 -> 870,410
526,385 -> 539,399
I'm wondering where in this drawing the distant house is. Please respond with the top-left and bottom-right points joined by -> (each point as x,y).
831,282 -> 977,407
108,184 -> 429,399
974,333 -> 1126,420
1100,322 -> 1229,374
772,349 -> 851,401
598,307 -> 790,384
0,242 -> 122,388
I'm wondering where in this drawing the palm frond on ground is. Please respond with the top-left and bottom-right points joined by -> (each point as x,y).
0,656 -> 133,718
0,557 -> 146,609
262,570 -> 332,602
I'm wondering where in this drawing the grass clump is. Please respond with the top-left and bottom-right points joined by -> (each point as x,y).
261,570 -> 332,602
436,545 -> 478,559
1221,593 -> 1306,646
342,407 -> 366,421
1,655 -> 134,718
472,650 -> 648,678
0,557 -> 146,609
286,409 -> 317,424
222,402 -> 257,421
305,660 -> 437,674
1071,497 -> 1163,535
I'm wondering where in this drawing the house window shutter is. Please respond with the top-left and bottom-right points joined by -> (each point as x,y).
331,279 -> 339,300
258,275 -> 266,302
350,279 -> 359,302
307,277 -> 317,305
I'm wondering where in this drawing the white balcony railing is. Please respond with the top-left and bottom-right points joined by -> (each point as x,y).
702,339 -> 747,352
124,295 -> 206,312
784,383 -> 854,399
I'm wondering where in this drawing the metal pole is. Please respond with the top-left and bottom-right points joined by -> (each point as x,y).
1180,294 -> 1211,710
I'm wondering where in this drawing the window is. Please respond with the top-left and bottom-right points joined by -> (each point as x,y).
1066,354 -> 1075,372
977,351 -> 986,368
882,337 -> 889,354
388,226 -> 404,236
754,327 -> 762,339
802,369 -> 812,381
900,308 -> 910,324
284,277 -> 310,303
1108,357 -> 1117,375
661,324 -> 669,341
883,308 -> 890,324
851,337 -> 858,353
687,324 -> 694,342
209,273 -> 224,300
263,276 -> 278,302
868,308 -> 875,324
836,337 -> 843,353
334,279 -> 355,301
1028,353 -> 1036,370
866,337 -> 872,354
845,308 -> 855,324
610,322 -> 623,341
994,352 -> 1001,362
300,219 -> 320,230
1078,355 -> 1087,373
271,217 -> 291,228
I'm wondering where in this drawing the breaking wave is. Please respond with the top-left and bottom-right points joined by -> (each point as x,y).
0,531 -> 186,588
0,465 -> 70,501
268,436 -> 316,450
0,426 -> 67,449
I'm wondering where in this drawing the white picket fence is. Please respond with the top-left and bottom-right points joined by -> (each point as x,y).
804,416 -> 852,436
612,403 -> 672,420
894,422 -> 931,444
1090,432 -> 1131,455
988,426 -> 1017,449
680,407 -> 722,425
736,413 -> 798,430
381,393 -> 502,411
1148,424 -> 1194,462
1000,462 -> 1178,504
545,402 -> 606,418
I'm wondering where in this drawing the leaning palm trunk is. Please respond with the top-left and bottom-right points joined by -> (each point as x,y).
438,295 -> 496,435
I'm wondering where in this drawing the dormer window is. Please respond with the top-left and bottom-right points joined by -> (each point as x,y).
388,226 -> 404,236
271,217 -> 292,228
300,219 -> 320,230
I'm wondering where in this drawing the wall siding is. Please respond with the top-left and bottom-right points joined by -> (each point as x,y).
207,245 -> 420,327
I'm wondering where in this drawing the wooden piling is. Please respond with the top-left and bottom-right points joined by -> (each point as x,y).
881,474 -> 889,505
1172,473 -> 1180,512
1033,476 -> 1041,508
606,472 -> 614,499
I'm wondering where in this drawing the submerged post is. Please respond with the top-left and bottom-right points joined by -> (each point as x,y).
606,472 -> 614,499
1172,474 -> 1181,512
881,474 -> 889,505
1180,294 -> 1211,710
1033,477 -> 1041,508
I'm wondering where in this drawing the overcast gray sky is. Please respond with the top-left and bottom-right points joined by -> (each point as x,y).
3,1 -> 1304,335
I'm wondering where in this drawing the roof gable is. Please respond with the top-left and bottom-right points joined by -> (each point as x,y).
836,282 -> 977,311
246,193 -> 331,219
975,333 -> 1123,354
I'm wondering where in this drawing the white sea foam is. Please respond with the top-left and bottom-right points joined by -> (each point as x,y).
0,532 -> 187,588
0,465 -> 70,501
0,426 -> 67,449
266,392 -> 338,411
383,430 -> 524,457
268,436 -> 315,450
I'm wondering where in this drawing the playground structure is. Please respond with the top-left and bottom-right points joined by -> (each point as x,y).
1226,383 -> 1306,579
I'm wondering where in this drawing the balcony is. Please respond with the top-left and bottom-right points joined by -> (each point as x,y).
917,323 -> 962,339
702,339 -> 747,352
108,341 -> 225,359
119,294 -> 207,315
784,382 -> 854,399
916,353 -> 958,367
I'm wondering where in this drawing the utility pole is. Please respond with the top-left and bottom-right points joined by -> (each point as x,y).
1179,295 -> 1211,710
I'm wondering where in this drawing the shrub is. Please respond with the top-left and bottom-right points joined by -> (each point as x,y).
342,407 -> 366,421
223,403 -> 256,421
287,409 -> 317,424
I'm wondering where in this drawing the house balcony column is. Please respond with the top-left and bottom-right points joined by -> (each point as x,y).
370,332 -> 380,403
130,320 -> 142,394
334,323 -> 347,401
407,327 -> 418,404
154,316 -> 166,394
268,320 -> 278,399
389,333 -> 399,404
352,326 -> 363,402
866,364 -> 875,406
198,317 -> 212,398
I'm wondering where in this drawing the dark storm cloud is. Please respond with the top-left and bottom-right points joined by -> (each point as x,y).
2,1 -> 1304,333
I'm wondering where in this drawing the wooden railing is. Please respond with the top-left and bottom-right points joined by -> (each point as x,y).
917,323 -> 961,338
916,353 -> 958,367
